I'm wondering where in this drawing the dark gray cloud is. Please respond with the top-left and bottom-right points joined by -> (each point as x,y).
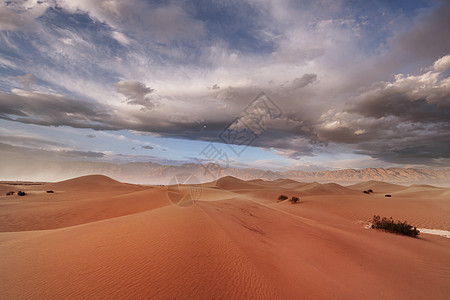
346,72 -> 450,124
0,90 -> 114,130
349,98 -> 450,124
354,130 -> 450,165
315,56 -> 450,164
113,80 -> 156,109
389,1 -> 450,65
290,74 -> 318,90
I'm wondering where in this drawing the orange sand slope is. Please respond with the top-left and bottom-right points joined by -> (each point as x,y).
0,175 -> 449,299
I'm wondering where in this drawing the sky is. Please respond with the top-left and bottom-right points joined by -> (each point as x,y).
0,0 -> 449,179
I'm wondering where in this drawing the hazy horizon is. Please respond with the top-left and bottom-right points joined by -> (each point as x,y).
1,158 -> 449,187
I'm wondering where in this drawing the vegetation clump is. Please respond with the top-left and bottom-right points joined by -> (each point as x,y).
6,191 -> 15,196
291,196 -> 300,203
385,194 -> 392,197
371,215 -> 419,237
278,195 -> 288,201
363,189 -> 374,194
46,190 -> 54,193
17,191 -> 26,196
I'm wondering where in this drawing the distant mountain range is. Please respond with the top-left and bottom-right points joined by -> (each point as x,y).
1,158 -> 448,186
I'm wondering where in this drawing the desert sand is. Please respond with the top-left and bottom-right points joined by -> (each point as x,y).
0,175 -> 449,299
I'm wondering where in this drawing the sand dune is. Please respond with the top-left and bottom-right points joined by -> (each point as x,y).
347,180 -> 408,193
215,175 -> 266,190
0,205 -> 277,299
43,174 -> 143,193
0,176 -> 165,232
0,175 -> 449,299
393,185 -> 448,198
296,182 -> 361,195
198,198 -> 450,299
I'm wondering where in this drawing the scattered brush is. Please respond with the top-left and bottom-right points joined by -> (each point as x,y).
278,195 -> 288,201
371,215 -> 419,237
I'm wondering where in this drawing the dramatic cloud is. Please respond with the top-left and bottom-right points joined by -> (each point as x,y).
348,67 -> 450,123
0,89 -> 113,129
113,80 -> 156,109
317,54 -> 450,163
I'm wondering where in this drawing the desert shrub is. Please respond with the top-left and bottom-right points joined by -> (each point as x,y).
278,195 -> 288,201
291,196 -> 300,203
371,215 -> 419,237
6,191 -> 15,196
17,191 -> 26,196
363,190 -> 370,194
368,189 -> 373,193
385,194 -> 392,197
46,190 -> 54,193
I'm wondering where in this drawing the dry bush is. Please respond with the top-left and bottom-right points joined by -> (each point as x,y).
371,215 -> 419,237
